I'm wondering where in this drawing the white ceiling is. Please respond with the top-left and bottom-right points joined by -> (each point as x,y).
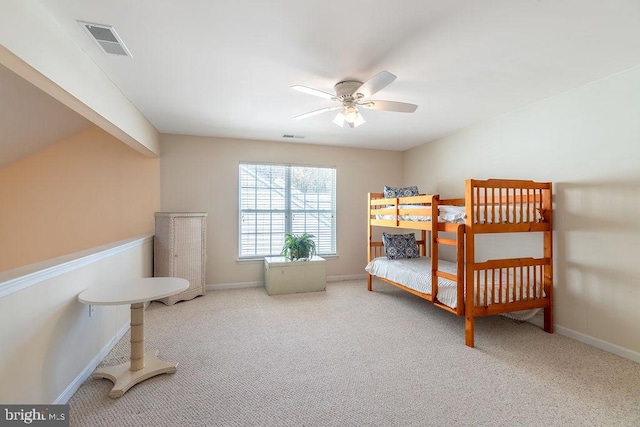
15,1 -> 640,152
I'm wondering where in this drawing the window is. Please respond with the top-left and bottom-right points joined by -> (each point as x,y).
239,163 -> 336,258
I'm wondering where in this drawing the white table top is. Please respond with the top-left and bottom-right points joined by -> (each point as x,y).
78,277 -> 189,306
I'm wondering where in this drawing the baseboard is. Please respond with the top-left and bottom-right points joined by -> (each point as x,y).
207,275 -> 367,291
207,281 -> 263,291
527,315 -> 544,329
555,324 -> 640,363
528,316 -> 640,364
327,274 -> 367,282
55,321 -> 130,404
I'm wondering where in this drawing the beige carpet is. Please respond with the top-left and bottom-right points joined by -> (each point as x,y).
69,280 -> 640,426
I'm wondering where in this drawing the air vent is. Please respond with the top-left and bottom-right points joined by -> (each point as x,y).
78,21 -> 132,57
282,134 -> 305,139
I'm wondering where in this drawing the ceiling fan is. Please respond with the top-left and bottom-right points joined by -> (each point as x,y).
291,71 -> 418,128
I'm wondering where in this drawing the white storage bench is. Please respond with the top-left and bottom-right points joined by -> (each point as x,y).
264,256 -> 326,295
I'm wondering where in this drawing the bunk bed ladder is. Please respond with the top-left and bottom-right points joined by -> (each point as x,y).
432,219 -> 466,317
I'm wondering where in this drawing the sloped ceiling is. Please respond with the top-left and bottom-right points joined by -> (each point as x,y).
0,63 -> 90,168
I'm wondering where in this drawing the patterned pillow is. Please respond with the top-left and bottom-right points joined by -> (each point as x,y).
383,185 -> 419,199
382,232 -> 420,260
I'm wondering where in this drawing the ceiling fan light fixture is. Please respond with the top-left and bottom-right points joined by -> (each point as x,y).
333,107 -> 365,128
343,106 -> 359,124
353,111 -> 365,127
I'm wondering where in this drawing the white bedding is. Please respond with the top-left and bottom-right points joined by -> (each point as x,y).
365,256 -> 543,319
365,257 -> 460,307
375,204 -> 541,224
375,205 -> 465,223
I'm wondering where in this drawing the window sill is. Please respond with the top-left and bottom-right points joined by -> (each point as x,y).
236,254 -> 337,264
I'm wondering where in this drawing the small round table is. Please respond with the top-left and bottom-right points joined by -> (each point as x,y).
78,277 -> 189,398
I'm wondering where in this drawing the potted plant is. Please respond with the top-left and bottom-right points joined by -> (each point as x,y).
281,232 -> 316,261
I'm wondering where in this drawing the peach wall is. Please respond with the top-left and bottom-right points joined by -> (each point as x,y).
159,134 -> 404,286
0,125 -> 160,271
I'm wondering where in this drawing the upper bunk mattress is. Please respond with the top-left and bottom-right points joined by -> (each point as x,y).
375,205 -> 465,223
375,204 -> 542,224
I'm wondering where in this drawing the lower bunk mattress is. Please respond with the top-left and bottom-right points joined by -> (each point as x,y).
365,256 -> 541,320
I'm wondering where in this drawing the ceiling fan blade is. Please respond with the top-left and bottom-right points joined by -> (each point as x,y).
354,71 -> 396,99
293,105 -> 341,120
359,100 -> 418,113
291,85 -> 336,100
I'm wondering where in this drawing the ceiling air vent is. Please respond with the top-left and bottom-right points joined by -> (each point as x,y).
78,21 -> 132,57
282,134 -> 305,139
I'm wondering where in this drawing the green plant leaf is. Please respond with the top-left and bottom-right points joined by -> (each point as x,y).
280,232 -> 316,260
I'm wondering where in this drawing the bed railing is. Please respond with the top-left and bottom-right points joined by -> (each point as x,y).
368,192 -> 438,231
465,179 -> 552,233
469,257 -> 551,315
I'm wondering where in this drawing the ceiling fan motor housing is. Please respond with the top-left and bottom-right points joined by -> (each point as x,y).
334,80 -> 363,102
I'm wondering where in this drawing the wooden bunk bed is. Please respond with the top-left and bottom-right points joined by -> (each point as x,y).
366,178 -> 553,347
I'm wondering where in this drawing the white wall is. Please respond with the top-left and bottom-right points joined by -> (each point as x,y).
0,236 -> 153,403
403,66 -> 640,357
160,135 -> 403,286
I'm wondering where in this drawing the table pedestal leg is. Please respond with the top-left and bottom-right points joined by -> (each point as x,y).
92,302 -> 178,398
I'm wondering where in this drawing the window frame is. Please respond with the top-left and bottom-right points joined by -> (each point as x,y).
238,162 -> 337,260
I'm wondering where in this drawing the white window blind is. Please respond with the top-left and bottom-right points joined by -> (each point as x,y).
239,163 -> 336,258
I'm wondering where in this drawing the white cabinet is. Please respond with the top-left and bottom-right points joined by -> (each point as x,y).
154,212 -> 207,305
264,256 -> 326,295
